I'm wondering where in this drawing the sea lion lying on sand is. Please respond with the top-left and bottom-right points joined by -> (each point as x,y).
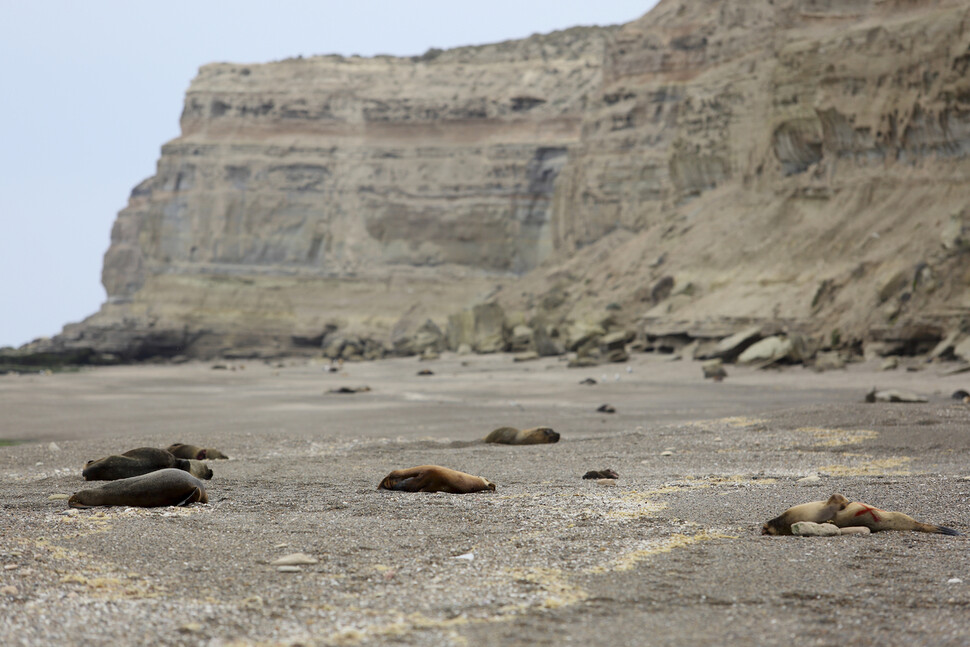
82,448 -> 212,481
378,465 -> 495,493
166,443 -> 229,460
69,469 -> 209,508
762,493 -> 959,535
483,426 -> 560,445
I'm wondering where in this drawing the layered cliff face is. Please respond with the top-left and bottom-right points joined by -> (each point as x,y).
78,28 -> 615,357
510,0 -> 970,349
24,0 -> 970,361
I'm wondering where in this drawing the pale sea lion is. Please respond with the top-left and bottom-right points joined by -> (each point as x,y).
483,426 -> 560,445
69,469 -> 208,508
83,448 -> 213,481
830,501 -> 959,535
166,443 -> 229,460
378,465 -> 495,493
761,494 -> 850,535
762,494 -> 959,535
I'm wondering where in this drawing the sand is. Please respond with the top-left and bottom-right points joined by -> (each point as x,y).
1,353 -> 969,646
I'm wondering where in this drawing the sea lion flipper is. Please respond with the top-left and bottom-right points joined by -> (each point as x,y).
176,487 -> 204,507
932,525 -> 960,536
390,476 -> 423,492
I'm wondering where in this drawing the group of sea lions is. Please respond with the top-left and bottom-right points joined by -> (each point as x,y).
762,493 -> 959,536
68,443 -> 228,509
63,428 -> 959,537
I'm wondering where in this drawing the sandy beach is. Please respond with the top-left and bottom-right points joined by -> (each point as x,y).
1,353 -> 969,646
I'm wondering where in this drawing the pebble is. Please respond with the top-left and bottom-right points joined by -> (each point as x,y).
660,451 -> 673,457
271,553 -> 318,566
452,552 -> 474,561
48,442 -> 61,452
948,578 -> 963,584
178,623 -> 204,634
48,494 -> 70,500
791,522 -> 841,536
276,565 -> 302,573
0,585 -> 18,596
4,564 -> 19,571
796,474 -> 821,485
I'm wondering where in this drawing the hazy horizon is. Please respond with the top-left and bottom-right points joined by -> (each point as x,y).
0,1 -> 658,349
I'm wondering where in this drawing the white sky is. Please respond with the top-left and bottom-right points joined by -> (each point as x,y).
0,1 -> 659,348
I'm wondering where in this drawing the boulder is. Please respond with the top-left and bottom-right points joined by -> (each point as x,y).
737,335 -> 793,365
472,303 -> 506,353
533,323 -> 565,357
701,325 -> 763,362
565,322 -> 605,352
509,325 -> 534,352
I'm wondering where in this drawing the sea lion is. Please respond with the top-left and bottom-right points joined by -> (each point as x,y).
483,426 -> 560,445
166,443 -> 229,460
762,494 -> 959,535
596,404 -> 616,414
830,501 -> 959,535
69,469 -> 208,508
82,448 -> 213,481
761,494 -> 850,535
378,465 -> 495,494
583,469 -> 619,480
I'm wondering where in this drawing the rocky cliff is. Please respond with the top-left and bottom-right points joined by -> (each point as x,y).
15,0 -> 970,363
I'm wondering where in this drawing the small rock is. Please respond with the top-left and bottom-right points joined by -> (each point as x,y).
416,369 -> 434,376
791,522 -> 841,537
579,377 -> 597,385
0,585 -> 18,596
880,357 -> 899,371
839,526 -> 871,536
660,451 -> 673,457
48,442 -> 61,452
48,494 -> 70,500
702,359 -> 727,381
796,474 -> 821,485
4,564 -> 18,571
453,552 -> 474,561
178,623 -> 204,634
947,577 -> 963,584
276,565 -> 303,573
513,351 -> 540,363
271,553 -> 318,566
595,479 -> 618,487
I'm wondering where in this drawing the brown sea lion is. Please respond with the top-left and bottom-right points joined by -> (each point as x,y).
378,465 -> 495,494
82,448 -> 213,481
69,469 -> 208,508
762,494 -> 959,536
761,494 -> 850,535
166,443 -> 229,460
483,426 -> 560,445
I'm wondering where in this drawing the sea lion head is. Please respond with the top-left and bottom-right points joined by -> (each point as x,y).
528,427 -> 560,443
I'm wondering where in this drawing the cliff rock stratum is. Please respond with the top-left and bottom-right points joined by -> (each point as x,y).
17,0 -> 970,363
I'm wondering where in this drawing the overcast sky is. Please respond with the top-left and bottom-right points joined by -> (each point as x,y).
0,1 -> 658,348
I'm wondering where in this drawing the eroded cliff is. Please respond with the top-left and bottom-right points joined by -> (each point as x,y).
18,0 -> 970,362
